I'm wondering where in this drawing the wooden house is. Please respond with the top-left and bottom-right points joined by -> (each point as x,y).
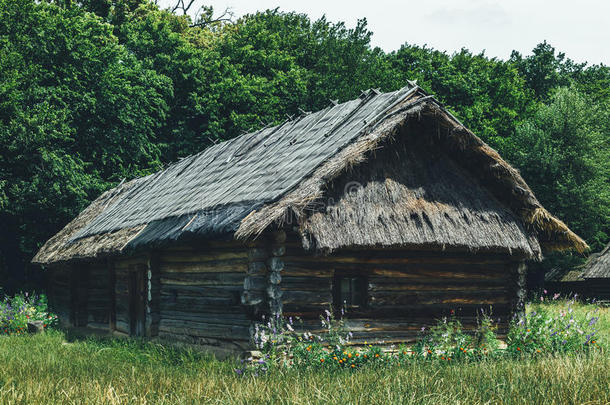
32,84 -> 587,355
544,267 -> 585,297
582,243 -> 610,301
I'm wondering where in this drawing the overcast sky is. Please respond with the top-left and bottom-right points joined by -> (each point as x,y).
159,0 -> 609,65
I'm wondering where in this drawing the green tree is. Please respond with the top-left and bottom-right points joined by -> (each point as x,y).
0,0 -> 169,287
502,87 -> 609,251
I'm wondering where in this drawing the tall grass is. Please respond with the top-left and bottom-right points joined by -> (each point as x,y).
0,301 -> 607,404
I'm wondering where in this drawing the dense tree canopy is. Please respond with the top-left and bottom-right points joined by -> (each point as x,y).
0,0 -> 608,289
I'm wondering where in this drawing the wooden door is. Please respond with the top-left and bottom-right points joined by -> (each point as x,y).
128,266 -> 147,337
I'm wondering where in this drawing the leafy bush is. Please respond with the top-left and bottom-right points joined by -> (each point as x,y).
0,292 -> 57,335
236,298 -> 603,376
507,296 -> 601,355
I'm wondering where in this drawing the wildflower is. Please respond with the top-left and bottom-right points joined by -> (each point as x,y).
375,354 -> 379,358
306,346 -> 312,351
355,353 -> 360,357
516,347 -> 521,351
363,354 -> 367,358
320,358 -> 324,363
348,353 -> 352,358
333,356 -> 338,360
351,364 -> 355,368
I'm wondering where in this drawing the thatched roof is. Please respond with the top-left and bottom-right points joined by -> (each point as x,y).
545,268 -> 585,283
33,84 -> 587,265
583,243 -> 610,279
299,130 -> 540,256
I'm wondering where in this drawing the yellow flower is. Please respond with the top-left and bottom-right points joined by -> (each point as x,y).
348,353 -> 352,358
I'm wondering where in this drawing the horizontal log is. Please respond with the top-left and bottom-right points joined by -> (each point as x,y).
283,260 -> 508,277
283,245 -> 515,258
159,251 -> 247,263
368,282 -> 508,292
281,268 -> 332,277
161,272 -> 244,286
280,276 -> 332,289
285,302 -> 512,318
160,261 -> 247,274
160,296 -> 240,310
159,319 -> 250,339
369,291 -> 509,306
281,290 -> 331,306
160,285 -> 242,297
158,310 -> 250,326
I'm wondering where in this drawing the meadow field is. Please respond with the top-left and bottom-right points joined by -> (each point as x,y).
0,301 -> 608,405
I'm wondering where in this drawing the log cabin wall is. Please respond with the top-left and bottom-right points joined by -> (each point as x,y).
585,279 -> 610,301
156,241 -> 251,353
86,261 -> 112,330
47,265 -> 72,328
281,231 -> 525,343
